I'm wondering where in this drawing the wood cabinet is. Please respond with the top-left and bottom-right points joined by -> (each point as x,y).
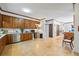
17,18 -> 24,28
0,39 -> 5,55
13,17 -> 24,28
29,20 -> 36,29
29,20 -> 40,29
2,15 -> 13,28
24,20 -> 30,29
20,33 -> 32,41
0,14 -> 2,28
2,15 -> 25,28
24,20 -> 40,29
0,34 -> 13,55
0,35 -> 7,55
29,33 -> 32,39
6,34 -> 13,44
12,17 -> 17,28
2,14 -> 40,28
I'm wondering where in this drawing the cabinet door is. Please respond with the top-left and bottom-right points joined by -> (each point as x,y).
29,33 -> 32,40
24,20 -> 36,29
12,17 -> 24,28
29,20 -> 34,29
20,34 -> 25,41
20,34 -> 29,41
6,34 -> 13,44
0,40 -> 3,55
2,15 -> 13,28
24,19 -> 40,29
17,18 -> 24,28
24,20 -> 30,29
30,21 -> 40,29
2,15 -> 8,28
20,33 -> 32,41
12,17 -> 18,28
0,36 -> 7,55
0,14 -> 2,28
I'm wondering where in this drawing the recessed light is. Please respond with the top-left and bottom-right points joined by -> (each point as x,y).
22,8 -> 31,13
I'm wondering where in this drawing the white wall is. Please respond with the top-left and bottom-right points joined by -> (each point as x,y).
45,20 -> 53,38
74,4 -> 79,53
53,20 -> 62,37
41,19 -> 62,39
39,19 -> 53,39
63,23 -> 73,32
44,24 -> 49,38
39,20 -> 47,39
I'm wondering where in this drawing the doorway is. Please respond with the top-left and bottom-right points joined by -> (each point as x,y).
49,24 -> 53,37
56,25 -> 60,36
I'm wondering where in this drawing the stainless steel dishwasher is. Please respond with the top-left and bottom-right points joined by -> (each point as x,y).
13,34 -> 20,43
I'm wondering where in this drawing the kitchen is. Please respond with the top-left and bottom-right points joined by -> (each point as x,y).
0,3 -> 77,56
0,8 -> 41,55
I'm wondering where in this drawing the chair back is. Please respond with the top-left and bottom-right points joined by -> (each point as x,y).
64,32 -> 74,41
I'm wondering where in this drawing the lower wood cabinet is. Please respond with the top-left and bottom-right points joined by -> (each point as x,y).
20,33 -> 32,41
6,34 -> 13,44
0,33 -> 33,55
0,35 -> 7,55
0,34 -> 13,55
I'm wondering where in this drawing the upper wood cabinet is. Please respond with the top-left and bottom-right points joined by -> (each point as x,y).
24,20 -> 30,29
2,15 -> 25,28
29,20 -> 34,29
16,18 -> 24,28
12,17 -> 18,28
2,14 -> 40,29
0,14 -> 2,28
2,15 -> 13,28
12,17 -> 24,28
29,20 -> 37,29
24,20 -> 40,29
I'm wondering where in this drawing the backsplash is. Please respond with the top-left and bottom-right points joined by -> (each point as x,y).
0,28 -> 21,34
0,28 -> 37,34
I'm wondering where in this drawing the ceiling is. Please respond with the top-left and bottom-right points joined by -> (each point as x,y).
0,3 -> 73,23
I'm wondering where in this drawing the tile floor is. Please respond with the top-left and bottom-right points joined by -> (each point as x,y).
1,36 -> 79,56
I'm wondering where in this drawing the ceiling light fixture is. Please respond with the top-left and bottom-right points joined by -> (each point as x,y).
22,8 -> 31,13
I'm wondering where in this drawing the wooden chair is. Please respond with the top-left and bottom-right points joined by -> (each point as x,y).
62,32 -> 74,49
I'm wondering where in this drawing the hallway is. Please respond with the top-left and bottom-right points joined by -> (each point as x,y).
1,36 -> 79,56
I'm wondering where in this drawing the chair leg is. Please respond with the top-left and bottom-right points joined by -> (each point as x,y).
62,41 -> 67,47
71,43 -> 74,48
70,43 -> 73,49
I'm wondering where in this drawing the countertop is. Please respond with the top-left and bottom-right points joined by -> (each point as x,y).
0,34 -> 6,39
0,32 -> 33,39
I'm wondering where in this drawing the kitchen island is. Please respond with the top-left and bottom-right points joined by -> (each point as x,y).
0,32 -> 33,55
0,34 -> 7,55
